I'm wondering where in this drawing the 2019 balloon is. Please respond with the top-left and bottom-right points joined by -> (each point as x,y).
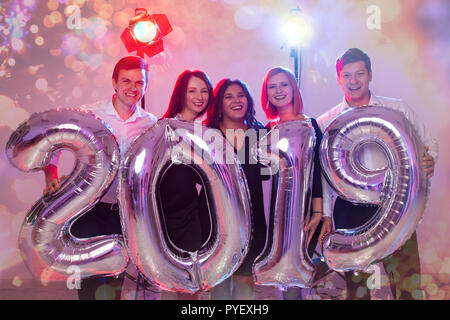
119,119 -> 251,293
252,120 -> 316,290
5,108 -> 128,281
320,106 -> 429,272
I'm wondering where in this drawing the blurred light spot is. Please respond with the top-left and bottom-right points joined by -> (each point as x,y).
35,78 -> 48,91
43,15 -> 55,28
426,283 -> 438,296
30,24 -> 39,33
11,38 -> 24,52
49,11 -> 63,24
7,58 -> 16,67
234,5 -> 265,30
12,276 -> 23,287
356,286 -> 367,298
50,48 -> 61,56
35,36 -> 44,46
412,289 -> 424,300
47,0 -> 59,11
282,14 -> 312,46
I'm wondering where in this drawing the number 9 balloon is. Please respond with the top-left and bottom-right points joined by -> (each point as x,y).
320,106 -> 429,273
5,108 -> 128,281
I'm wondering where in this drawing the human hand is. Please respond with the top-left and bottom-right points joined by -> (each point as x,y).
43,175 -> 67,194
318,217 -> 332,248
422,146 -> 435,179
304,212 -> 322,247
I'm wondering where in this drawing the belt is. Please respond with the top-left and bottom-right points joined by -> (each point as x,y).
100,202 -> 119,211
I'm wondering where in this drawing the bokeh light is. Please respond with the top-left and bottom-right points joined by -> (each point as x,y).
282,14 -> 311,46
35,78 -> 48,91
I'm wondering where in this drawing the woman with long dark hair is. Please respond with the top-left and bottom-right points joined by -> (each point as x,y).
204,78 -> 282,299
159,70 -> 214,300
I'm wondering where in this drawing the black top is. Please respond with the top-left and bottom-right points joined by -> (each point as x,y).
158,163 -> 210,252
266,117 -> 323,198
256,117 -> 324,263
220,123 -> 269,276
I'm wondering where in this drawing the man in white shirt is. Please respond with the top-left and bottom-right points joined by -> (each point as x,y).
43,56 -> 158,300
317,48 -> 437,300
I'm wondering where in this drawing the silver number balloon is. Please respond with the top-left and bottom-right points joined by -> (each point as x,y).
119,119 -> 251,293
252,120 -> 316,290
320,106 -> 429,272
5,108 -> 128,281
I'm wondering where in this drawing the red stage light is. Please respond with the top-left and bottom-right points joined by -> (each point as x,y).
120,8 -> 172,58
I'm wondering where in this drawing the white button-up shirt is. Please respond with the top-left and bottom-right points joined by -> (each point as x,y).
316,93 -> 439,218
51,100 -> 158,203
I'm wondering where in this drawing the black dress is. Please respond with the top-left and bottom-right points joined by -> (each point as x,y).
264,118 -> 323,258
220,123 -> 269,276
158,163 -> 210,252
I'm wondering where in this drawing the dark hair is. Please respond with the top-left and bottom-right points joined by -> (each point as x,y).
203,78 -> 261,129
112,56 -> 149,83
335,48 -> 372,76
162,70 -> 214,119
261,67 -> 303,121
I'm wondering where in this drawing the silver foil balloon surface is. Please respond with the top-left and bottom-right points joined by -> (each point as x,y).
252,120 -> 316,290
5,108 -> 128,281
119,119 -> 251,293
320,106 -> 429,272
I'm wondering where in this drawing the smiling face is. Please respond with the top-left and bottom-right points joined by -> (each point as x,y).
112,68 -> 147,111
182,76 -> 210,120
337,60 -> 372,107
267,71 -> 294,111
221,83 -> 248,123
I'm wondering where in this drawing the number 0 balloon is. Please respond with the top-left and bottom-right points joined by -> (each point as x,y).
119,119 -> 251,293
320,106 -> 429,272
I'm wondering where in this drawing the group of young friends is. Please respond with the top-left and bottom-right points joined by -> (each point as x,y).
42,48 -> 437,300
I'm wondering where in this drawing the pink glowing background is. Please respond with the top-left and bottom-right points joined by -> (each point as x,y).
0,0 -> 448,298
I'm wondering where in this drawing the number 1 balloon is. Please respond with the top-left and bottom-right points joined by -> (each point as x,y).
320,106 -> 429,272
119,119 -> 251,293
252,120 -> 316,290
5,108 -> 128,281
